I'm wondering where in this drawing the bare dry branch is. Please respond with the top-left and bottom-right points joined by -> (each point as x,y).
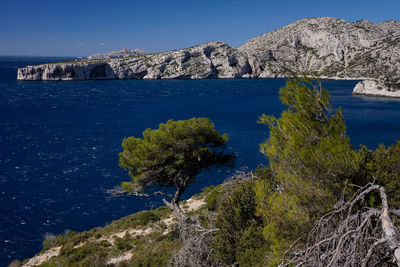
106,185 -> 173,200
280,183 -> 400,267
391,210 -> 400,217
172,216 -> 219,267
361,237 -> 388,267
379,186 -> 400,266
172,171 -> 256,266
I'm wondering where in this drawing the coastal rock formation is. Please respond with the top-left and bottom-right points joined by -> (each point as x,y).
88,48 -> 146,60
17,17 -> 400,97
17,42 -> 252,80
239,17 -> 400,80
353,80 -> 400,97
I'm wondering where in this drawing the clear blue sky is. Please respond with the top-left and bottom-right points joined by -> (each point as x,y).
1,0 -> 399,57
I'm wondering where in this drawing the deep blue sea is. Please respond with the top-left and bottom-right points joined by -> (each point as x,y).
1,57 -> 400,265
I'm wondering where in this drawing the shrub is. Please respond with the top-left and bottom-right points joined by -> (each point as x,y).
211,175 -> 266,265
41,233 -> 57,251
7,260 -> 22,267
128,230 -> 182,267
203,185 -> 223,211
55,241 -> 111,266
368,141 -> 400,209
114,232 -> 133,252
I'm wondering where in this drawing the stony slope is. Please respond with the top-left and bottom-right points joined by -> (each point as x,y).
17,17 -> 400,96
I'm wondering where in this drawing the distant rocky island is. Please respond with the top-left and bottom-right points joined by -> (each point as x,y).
87,48 -> 146,60
17,17 -> 400,97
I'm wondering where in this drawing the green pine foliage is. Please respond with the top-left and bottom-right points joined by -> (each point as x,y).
210,170 -> 270,266
119,117 -> 231,193
367,141 -> 400,209
258,76 -> 360,191
255,76 -> 362,264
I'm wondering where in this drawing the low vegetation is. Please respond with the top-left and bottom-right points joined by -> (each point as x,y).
14,76 -> 400,267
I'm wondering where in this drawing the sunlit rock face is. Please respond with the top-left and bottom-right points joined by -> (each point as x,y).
353,80 -> 400,98
239,17 -> 400,80
17,42 -> 253,80
17,17 -> 400,94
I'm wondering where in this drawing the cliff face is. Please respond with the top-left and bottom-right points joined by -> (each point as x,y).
17,17 -> 400,96
239,17 -> 400,80
353,80 -> 400,97
17,42 -> 252,80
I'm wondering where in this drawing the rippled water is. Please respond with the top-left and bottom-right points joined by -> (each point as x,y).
1,57 -> 400,264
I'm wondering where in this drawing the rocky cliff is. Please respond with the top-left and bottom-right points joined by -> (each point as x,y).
17,17 -> 400,96
88,48 -> 146,60
17,42 -> 252,80
353,80 -> 400,97
239,17 -> 400,79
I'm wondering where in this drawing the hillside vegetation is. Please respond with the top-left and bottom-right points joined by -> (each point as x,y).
13,77 -> 400,267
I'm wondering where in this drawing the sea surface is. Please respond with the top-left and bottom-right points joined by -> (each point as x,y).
1,57 -> 400,265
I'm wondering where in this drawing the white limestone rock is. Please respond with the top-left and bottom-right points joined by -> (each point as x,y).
17,62 -> 117,80
88,48 -> 145,60
238,17 -> 400,80
353,80 -> 400,98
17,41 -> 253,81
17,16 -> 400,96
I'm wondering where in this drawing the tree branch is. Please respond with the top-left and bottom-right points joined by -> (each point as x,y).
106,186 -> 173,201
378,186 -> 400,266
328,211 -> 376,266
280,183 -> 400,267
172,216 -> 219,266
132,191 -> 174,200
391,210 -> 400,217
361,237 -> 388,267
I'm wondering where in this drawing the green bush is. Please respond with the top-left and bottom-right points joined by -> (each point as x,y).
133,210 -> 160,226
7,260 -> 22,267
368,141 -> 400,208
236,225 -> 268,266
203,185 -> 223,211
114,232 -> 133,252
51,241 -> 111,267
127,230 -> 182,267
211,177 -> 266,265
41,233 -> 57,251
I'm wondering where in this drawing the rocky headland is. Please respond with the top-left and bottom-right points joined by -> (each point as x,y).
87,48 -> 146,60
17,17 -> 400,97
353,79 -> 400,97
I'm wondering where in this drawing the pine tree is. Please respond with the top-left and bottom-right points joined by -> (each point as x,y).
256,76 -> 361,264
119,118 -> 233,220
